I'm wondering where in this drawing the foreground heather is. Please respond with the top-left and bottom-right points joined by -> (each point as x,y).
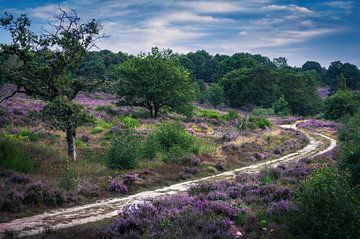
97,151 -> 337,239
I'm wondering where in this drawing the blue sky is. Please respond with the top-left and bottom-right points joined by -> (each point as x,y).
0,0 -> 359,67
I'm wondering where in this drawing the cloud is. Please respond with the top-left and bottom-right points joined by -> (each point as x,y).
326,1 -> 353,13
262,4 -> 312,14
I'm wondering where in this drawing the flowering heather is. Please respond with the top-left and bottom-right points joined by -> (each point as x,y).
267,200 -> 295,215
0,84 -> 45,126
317,86 -> 330,99
297,119 -> 339,131
98,195 -> 240,239
0,84 -> 120,125
106,179 -> 128,194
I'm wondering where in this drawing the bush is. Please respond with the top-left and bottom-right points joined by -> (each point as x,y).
247,116 -> 272,129
112,115 -> 140,129
339,110 -> 360,185
196,108 -> 223,120
222,109 -> 240,121
58,167 -> 78,191
291,168 -> 360,239
273,95 -> 290,116
90,119 -> 112,134
324,89 -> 359,121
141,121 -> 200,162
106,130 -> 141,169
252,107 -> 274,117
0,138 -> 33,172
207,83 -> 225,106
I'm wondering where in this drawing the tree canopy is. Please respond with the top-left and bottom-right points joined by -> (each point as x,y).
0,9 -> 105,160
115,48 -> 195,118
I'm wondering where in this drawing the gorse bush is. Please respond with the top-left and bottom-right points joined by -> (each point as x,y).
141,121 -> 202,162
106,129 -> 141,169
222,109 -> 240,121
291,167 -> 360,239
0,138 -> 33,172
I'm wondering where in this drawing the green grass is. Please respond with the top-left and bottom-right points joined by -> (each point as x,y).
0,138 -> 34,172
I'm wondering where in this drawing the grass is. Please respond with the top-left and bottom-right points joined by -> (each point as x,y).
0,138 -> 34,172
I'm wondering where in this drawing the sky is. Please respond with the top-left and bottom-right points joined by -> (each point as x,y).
0,0 -> 359,67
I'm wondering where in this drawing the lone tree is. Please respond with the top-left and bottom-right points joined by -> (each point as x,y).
115,48 -> 195,118
0,9 -> 105,160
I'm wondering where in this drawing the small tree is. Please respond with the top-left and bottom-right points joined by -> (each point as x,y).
324,89 -> 359,121
115,48 -> 195,118
0,9 -> 105,160
207,83 -> 225,107
273,95 -> 290,116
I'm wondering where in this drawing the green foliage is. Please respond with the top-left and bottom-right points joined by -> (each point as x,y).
291,168 -> 360,239
221,66 -> 281,108
90,119 -> 112,134
58,167 -> 78,191
248,116 -> 272,129
112,115 -> 140,129
207,83 -> 225,106
280,70 -> 323,116
0,138 -> 33,172
95,105 -> 116,115
252,107 -> 275,117
339,110 -> 360,185
196,108 -> 223,120
106,130 -> 141,169
115,48 -> 195,118
3,129 -> 41,142
222,109 -> 240,121
324,89 -> 359,120
141,121 -> 202,162
326,61 -> 360,91
273,95 -> 290,116
42,96 -> 93,131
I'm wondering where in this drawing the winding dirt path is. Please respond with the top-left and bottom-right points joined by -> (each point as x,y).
0,122 -> 337,238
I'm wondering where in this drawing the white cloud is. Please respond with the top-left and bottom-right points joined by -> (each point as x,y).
262,4 -> 312,14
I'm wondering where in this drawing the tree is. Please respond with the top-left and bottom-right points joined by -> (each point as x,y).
221,66 -> 280,108
273,95 -> 290,116
207,83 -> 225,106
340,110 -> 360,185
302,61 -> 326,83
273,57 -> 288,68
0,9 -> 105,160
324,89 -> 359,120
327,61 -> 360,91
115,48 -> 195,118
280,70 -> 323,116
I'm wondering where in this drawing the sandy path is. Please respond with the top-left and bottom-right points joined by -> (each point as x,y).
0,122 -> 337,238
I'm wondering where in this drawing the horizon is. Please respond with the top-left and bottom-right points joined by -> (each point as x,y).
0,0 -> 359,68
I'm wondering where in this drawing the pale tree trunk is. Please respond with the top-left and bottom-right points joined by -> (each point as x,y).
66,126 -> 77,161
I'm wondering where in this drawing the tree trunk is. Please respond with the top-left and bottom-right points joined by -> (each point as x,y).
154,105 -> 159,118
66,126 -> 77,161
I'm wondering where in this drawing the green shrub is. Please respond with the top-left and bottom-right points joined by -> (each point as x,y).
106,130 -> 141,169
112,115 -> 140,129
196,108 -> 223,120
90,119 -> 112,134
273,95 -> 290,116
324,89 -> 359,121
95,105 -> 116,115
141,121 -> 200,162
0,138 -> 33,172
252,107 -> 274,117
207,83 -> 225,106
291,167 -> 360,239
58,167 -> 78,191
339,110 -> 360,185
222,109 -> 240,121
247,116 -> 272,129
3,128 -> 41,142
